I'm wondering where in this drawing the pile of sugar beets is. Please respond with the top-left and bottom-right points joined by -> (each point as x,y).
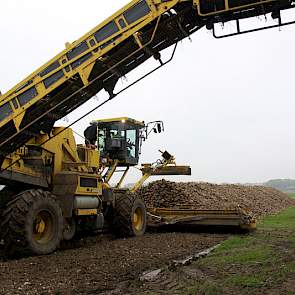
138,180 -> 295,217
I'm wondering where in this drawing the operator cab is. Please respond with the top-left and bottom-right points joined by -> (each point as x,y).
84,117 -> 146,166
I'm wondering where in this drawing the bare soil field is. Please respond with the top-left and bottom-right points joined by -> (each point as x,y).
0,181 -> 294,295
0,232 -> 227,294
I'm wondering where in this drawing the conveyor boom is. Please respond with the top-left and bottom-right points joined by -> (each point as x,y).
0,0 -> 294,159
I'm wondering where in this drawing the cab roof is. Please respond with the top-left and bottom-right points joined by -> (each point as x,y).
92,117 -> 145,127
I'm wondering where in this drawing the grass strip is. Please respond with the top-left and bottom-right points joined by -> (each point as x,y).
182,205 -> 295,295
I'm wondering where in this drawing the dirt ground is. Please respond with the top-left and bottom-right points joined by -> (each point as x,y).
0,231 -> 227,295
1,181 -> 294,294
150,207 -> 295,295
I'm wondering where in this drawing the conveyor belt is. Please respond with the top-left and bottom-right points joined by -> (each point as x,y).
148,207 -> 257,231
0,0 -> 293,158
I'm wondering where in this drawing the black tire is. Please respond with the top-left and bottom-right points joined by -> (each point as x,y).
0,187 -> 20,214
113,192 -> 147,237
1,189 -> 63,256
0,187 -> 19,250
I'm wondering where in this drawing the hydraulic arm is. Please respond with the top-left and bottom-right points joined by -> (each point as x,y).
0,0 -> 294,160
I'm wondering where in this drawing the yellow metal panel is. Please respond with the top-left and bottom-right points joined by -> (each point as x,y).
34,127 -> 80,174
75,209 -> 98,216
13,112 -> 26,132
86,149 -> 100,168
76,173 -> 102,195
79,62 -> 96,86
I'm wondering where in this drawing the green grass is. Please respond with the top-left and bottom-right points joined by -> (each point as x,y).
181,206 -> 295,295
260,205 -> 295,229
288,192 -> 295,199
205,245 -> 273,265
226,274 -> 267,288
185,281 -> 219,295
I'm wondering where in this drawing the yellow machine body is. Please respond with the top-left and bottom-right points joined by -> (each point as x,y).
0,118 -> 190,219
0,128 -> 101,188
0,123 -> 256,231
0,0 -> 288,255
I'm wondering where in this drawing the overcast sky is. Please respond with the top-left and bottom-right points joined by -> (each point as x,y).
1,1 -> 295,184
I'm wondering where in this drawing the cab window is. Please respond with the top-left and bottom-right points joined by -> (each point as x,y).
126,129 -> 136,158
98,130 -> 106,152
110,130 -> 125,139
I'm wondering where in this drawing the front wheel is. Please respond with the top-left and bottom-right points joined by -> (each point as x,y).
113,192 -> 147,237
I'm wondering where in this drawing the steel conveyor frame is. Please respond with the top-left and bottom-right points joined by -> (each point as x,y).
0,0 -> 294,162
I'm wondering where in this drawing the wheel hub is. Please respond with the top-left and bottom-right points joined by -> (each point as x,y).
35,216 -> 46,234
33,210 -> 54,244
133,208 -> 143,231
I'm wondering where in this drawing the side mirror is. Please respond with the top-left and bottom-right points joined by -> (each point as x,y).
157,123 -> 162,133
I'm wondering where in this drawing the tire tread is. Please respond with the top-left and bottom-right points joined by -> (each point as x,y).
1,189 -> 63,257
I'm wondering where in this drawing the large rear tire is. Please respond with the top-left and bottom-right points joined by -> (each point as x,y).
0,187 -> 18,249
0,187 -> 20,215
113,192 -> 147,237
1,189 -> 63,256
